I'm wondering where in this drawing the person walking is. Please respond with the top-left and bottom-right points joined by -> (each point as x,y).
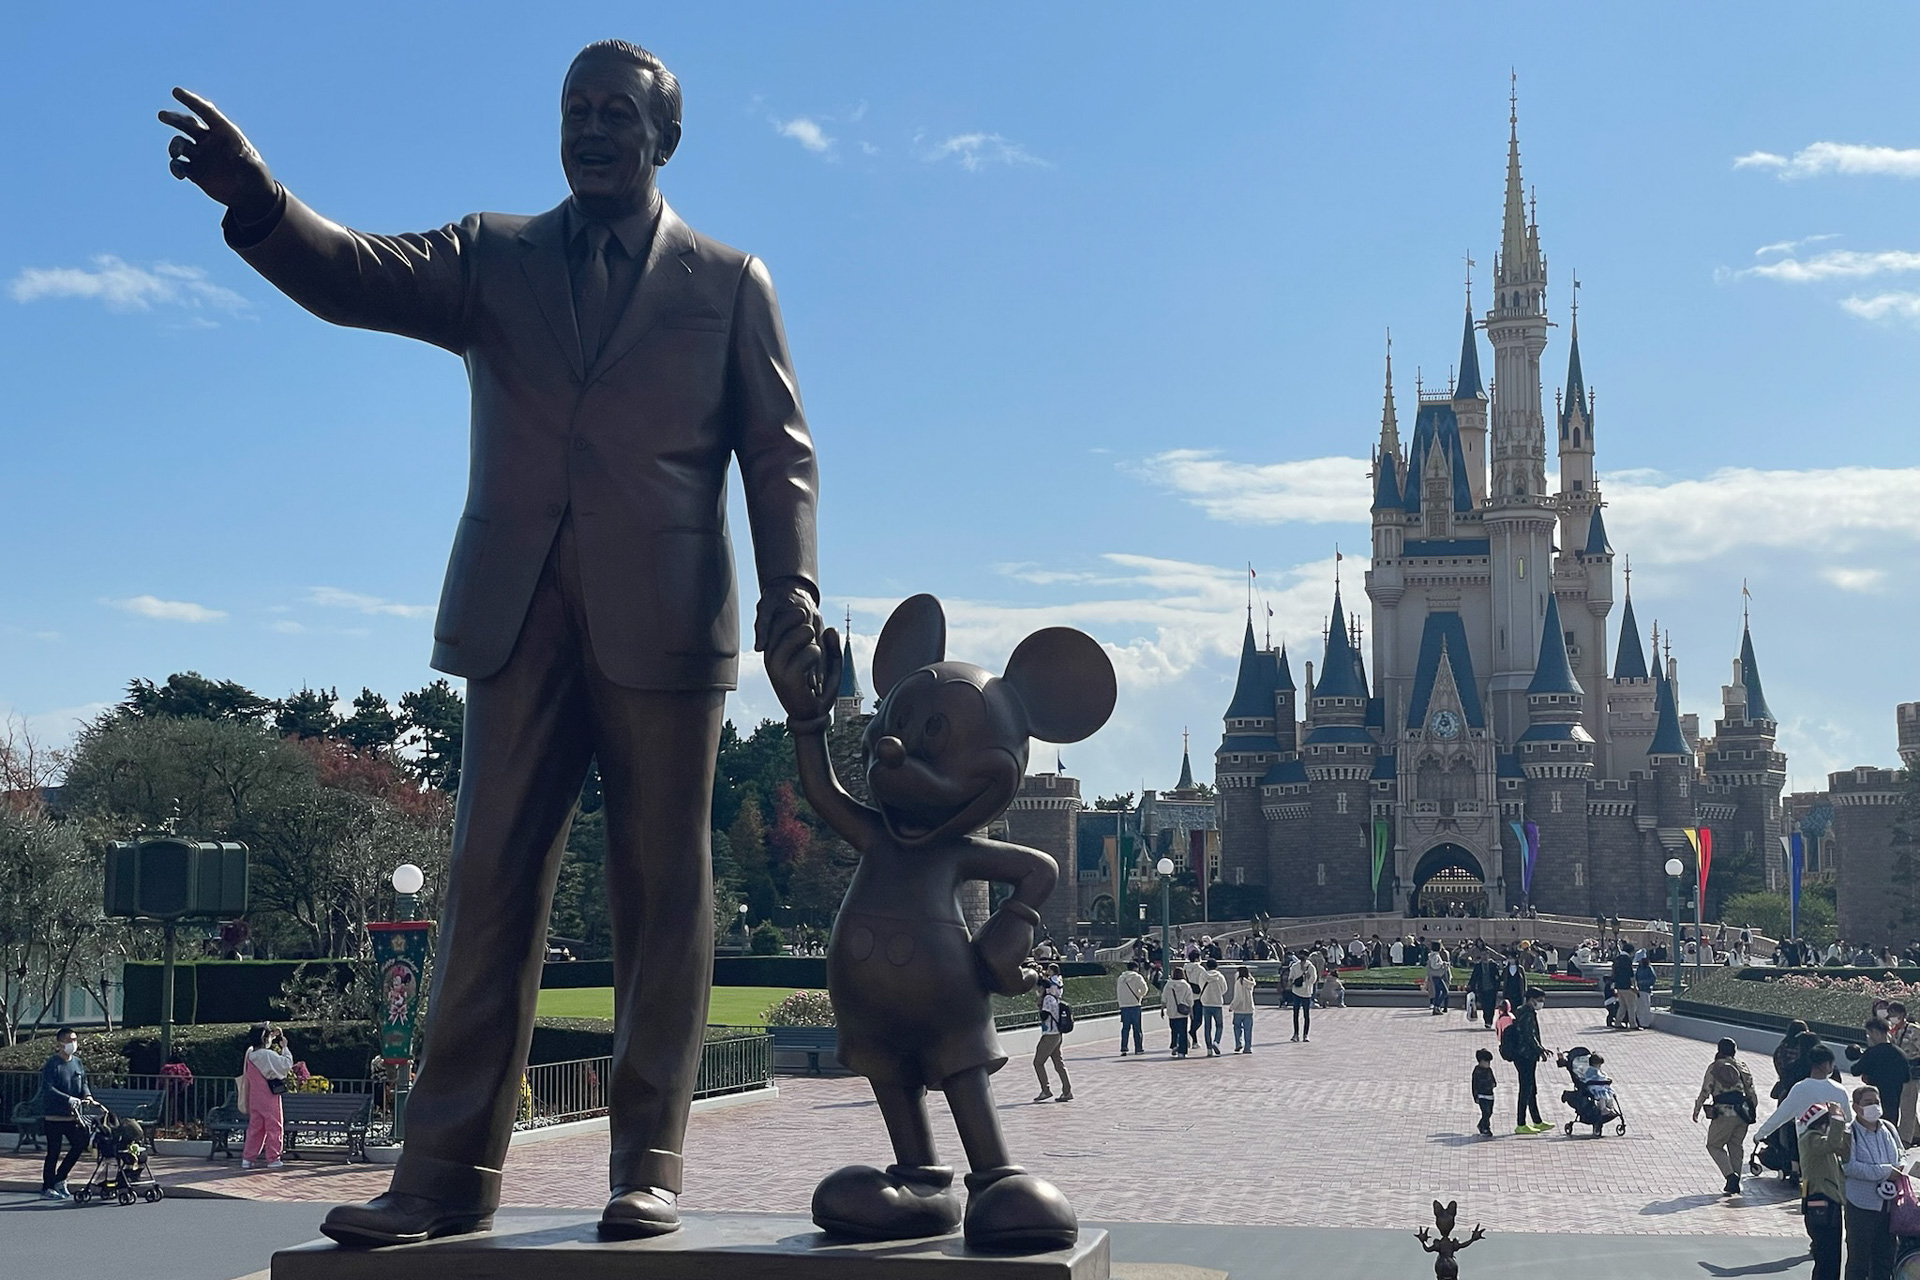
1469,947 -> 1501,1030
1510,988 -> 1552,1134
1849,1020 -> 1912,1138
1755,1043 -> 1853,1187
1163,966 -> 1193,1058
1471,1048 -> 1498,1136
1426,943 -> 1452,1016
1800,1101 -> 1849,1280
1501,950 -> 1529,1014
1693,1037 -> 1759,1196
1634,951 -> 1658,1027
1031,975 -> 1072,1102
1229,965 -> 1257,1053
1115,961 -> 1149,1057
1286,950 -> 1315,1043
38,1027 -> 94,1200
1183,955 -> 1207,1050
1611,945 -> 1638,1031
1198,960 -> 1228,1057
242,1021 -> 294,1170
1841,1085 -> 1901,1280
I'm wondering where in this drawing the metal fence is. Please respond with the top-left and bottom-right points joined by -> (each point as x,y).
1,1069 -> 381,1138
519,1034 -> 773,1129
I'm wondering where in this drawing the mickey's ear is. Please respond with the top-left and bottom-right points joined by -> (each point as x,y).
872,594 -> 946,699
1433,1201 -> 1444,1217
1003,628 -> 1116,744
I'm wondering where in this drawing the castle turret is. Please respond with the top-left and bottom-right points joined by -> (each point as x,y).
1453,299 -> 1489,505
1372,340 -> 1407,563
834,612 -> 865,725
1705,614 -> 1787,899
1517,595 -> 1594,912
1217,620 -> 1281,898
1273,644 -> 1298,755
1648,666 -> 1695,828
1604,582 -> 1657,777
1292,587 -> 1376,914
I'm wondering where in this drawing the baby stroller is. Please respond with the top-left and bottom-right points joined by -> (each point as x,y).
1556,1046 -> 1627,1136
71,1101 -> 164,1205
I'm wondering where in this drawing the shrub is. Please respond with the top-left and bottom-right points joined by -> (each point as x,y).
764,990 -> 836,1027
749,921 -> 785,955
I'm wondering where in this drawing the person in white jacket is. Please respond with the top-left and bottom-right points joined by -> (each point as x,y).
1198,961 -> 1229,1057
242,1022 -> 294,1169
1163,971 -> 1194,1058
1115,962 -> 1149,1057
1752,1043 -> 1853,1158
1229,966 -> 1257,1054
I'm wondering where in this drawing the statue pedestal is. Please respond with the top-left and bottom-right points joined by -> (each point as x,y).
269,1212 -> 1110,1280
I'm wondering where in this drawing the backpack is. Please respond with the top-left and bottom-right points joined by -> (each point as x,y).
1056,1002 -> 1075,1035
1499,1019 -> 1521,1062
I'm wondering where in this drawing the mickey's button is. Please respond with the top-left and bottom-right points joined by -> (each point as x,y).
847,927 -> 874,962
886,932 -> 915,966
573,437 -> 589,452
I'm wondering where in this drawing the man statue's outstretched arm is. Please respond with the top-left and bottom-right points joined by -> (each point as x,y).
161,87 -> 473,353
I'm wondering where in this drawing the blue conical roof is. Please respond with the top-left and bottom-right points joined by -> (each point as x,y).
1528,594 -> 1584,696
1739,625 -> 1775,723
1584,507 -> 1611,557
1176,747 -> 1194,790
1275,644 -> 1295,692
1313,590 -> 1368,700
1225,620 -> 1277,719
1648,671 -> 1689,757
837,632 -> 862,699
1373,451 -> 1402,510
1613,594 -> 1648,680
1456,307 -> 1485,400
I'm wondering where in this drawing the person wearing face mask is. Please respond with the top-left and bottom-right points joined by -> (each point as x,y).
1840,1085 -> 1903,1280
1798,1101 -> 1849,1280
39,1026 -> 95,1199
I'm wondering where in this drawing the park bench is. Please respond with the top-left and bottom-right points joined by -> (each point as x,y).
87,1087 -> 165,1126
283,1092 -> 373,1164
206,1093 -> 247,1159
11,1089 -> 46,1153
767,1026 -> 843,1076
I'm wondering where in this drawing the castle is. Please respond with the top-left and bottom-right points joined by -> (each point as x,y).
1211,95 -> 1789,922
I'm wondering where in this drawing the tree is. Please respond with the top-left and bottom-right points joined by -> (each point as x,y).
400,679 -> 465,792
728,793 -> 776,921
336,688 -> 401,752
121,672 -> 272,722
1093,793 -> 1137,812
765,783 -> 811,885
275,686 -> 339,740
1723,888 -> 1837,949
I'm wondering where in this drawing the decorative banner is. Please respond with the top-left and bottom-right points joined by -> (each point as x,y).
1508,821 -> 1527,893
369,920 -> 434,1064
1522,821 -> 1541,898
1698,826 -> 1713,902
1370,819 -> 1389,895
1788,832 -> 1806,940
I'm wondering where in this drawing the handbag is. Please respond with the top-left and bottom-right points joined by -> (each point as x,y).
1804,1195 -> 1841,1231
267,1076 -> 289,1096
1890,1171 -> 1920,1237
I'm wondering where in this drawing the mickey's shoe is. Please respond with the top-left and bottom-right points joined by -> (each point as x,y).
962,1166 -> 1078,1253
599,1187 -> 681,1239
321,1192 -> 494,1247
812,1164 -> 961,1241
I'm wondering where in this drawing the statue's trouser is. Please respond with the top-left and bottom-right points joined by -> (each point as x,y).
390,518 -> 722,1209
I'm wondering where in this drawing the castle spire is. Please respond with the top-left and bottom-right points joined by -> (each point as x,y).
1176,730 -> 1195,790
1613,570 -> 1649,680
1224,619 -> 1278,721
1738,619 -> 1776,724
1499,74 -> 1532,286
1527,594 -> 1584,697
1456,293 -> 1485,400
1373,333 -> 1403,510
1648,665 -> 1690,758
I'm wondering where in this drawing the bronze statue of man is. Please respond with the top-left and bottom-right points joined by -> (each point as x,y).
161,40 -> 820,1246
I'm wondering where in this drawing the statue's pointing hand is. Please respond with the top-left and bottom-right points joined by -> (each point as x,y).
159,87 -> 278,221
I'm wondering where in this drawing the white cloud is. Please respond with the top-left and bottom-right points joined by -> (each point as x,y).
1735,142 -> 1920,180
921,132 -> 1050,172
1739,249 -> 1920,283
1821,566 -> 1886,593
1842,291 -> 1920,324
1755,234 -> 1839,257
269,620 -> 306,634
1604,466 -> 1920,565
11,255 -> 249,315
110,595 -> 226,623
306,586 -> 432,619
772,116 -> 833,154
1134,451 -> 1371,524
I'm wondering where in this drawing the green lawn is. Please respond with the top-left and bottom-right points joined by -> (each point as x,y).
536,985 -> 799,1026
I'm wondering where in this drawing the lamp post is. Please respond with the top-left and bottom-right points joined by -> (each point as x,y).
738,901 -> 749,946
1156,857 -> 1175,977
1665,857 -> 1685,1000
377,863 -> 429,1142
1115,809 -> 1126,951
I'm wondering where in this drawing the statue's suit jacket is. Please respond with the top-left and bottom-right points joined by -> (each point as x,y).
231,192 -> 818,690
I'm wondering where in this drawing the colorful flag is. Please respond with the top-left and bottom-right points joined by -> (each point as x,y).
1787,832 -> 1806,938
1698,826 -> 1713,901
1370,819 -> 1389,895
1522,821 -> 1540,897
1509,821 -> 1526,890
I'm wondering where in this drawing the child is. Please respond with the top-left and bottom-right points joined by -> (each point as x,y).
1472,1049 -> 1498,1136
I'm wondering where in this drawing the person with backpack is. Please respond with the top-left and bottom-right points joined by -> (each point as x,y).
1503,988 -> 1552,1133
1031,973 -> 1072,1102
1286,949 -> 1316,1043
1162,965 -> 1193,1058
1115,960 -> 1149,1057
1693,1037 -> 1760,1196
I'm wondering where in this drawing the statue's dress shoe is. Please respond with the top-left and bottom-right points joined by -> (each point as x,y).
599,1186 -> 682,1239
962,1166 -> 1078,1252
321,1192 -> 494,1247
812,1164 -> 962,1241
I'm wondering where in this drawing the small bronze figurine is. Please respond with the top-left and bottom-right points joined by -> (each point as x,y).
768,594 -> 1115,1252
1416,1200 -> 1485,1280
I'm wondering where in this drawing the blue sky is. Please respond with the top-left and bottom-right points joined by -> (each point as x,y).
5,2 -> 1917,797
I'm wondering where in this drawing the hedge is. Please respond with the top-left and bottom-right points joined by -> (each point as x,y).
122,960 -> 356,1027
0,1020 -> 378,1083
1673,968 -> 1913,1041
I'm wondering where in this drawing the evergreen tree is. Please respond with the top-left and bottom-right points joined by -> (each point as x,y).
336,688 -> 402,752
275,686 -> 340,739
122,672 -> 272,722
400,679 -> 465,792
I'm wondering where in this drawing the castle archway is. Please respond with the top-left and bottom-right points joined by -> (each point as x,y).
1413,843 -> 1487,917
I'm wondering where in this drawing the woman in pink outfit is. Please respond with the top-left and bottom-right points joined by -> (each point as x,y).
242,1023 -> 293,1169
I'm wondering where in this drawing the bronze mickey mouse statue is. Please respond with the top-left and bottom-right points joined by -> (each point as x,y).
767,593 -> 1116,1252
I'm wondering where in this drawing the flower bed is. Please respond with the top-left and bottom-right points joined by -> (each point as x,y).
1674,968 -> 1912,1037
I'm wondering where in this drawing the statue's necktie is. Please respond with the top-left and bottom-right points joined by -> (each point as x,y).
578,223 -> 612,368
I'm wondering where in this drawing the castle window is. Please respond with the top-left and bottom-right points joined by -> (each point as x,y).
1317,862 -> 1327,886
1518,557 -> 1525,580
1552,791 -> 1563,814
1235,867 -> 1245,886
1337,793 -> 1349,814
1574,863 -> 1585,887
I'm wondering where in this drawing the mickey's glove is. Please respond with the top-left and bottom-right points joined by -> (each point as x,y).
974,900 -> 1041,996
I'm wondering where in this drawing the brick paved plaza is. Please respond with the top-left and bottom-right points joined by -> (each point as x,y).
1,1005 -> 1812,1239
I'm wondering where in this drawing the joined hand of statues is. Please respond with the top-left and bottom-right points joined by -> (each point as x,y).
159,88 -> 279,222
769,621 -> 835,725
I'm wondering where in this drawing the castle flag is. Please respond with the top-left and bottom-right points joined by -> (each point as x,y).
1787,832 -> 1805,938
1522,821 -> 1540,898
1370,819 -> 1389,895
